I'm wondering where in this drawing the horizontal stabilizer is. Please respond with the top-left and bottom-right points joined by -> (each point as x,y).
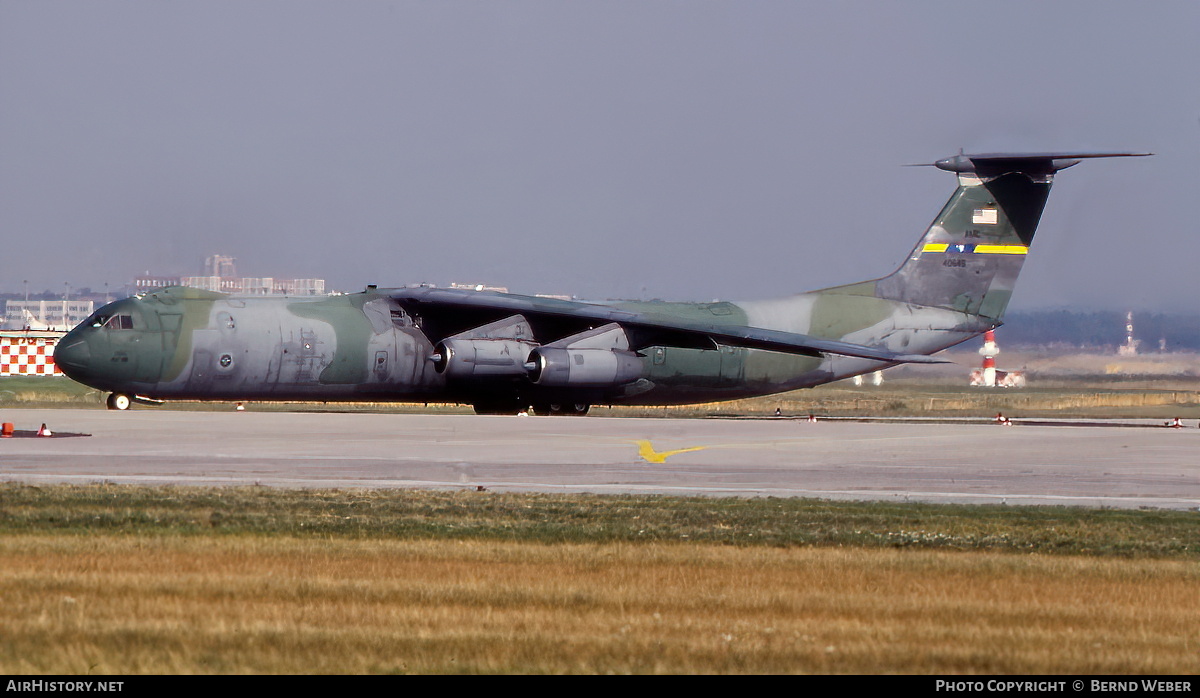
921,151 -> 1150,176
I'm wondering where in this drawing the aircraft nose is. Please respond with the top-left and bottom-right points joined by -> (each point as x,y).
54,336 -> 91,375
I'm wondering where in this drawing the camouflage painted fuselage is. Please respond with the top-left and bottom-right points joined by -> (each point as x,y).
55,153 -> 1142,411
56,286 -> 988,406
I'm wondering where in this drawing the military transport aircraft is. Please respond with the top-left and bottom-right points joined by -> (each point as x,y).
56,151 -> 1145,414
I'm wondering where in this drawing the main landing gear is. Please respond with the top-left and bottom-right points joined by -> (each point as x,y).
472,401 -> 591,416
106,393 -> 132,411
533,403 -> 590,416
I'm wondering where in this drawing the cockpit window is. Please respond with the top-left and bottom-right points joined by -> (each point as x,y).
102,315 -> 134,330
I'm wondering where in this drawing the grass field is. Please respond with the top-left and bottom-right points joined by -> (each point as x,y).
3,361 -> 1199,673
1,484 -> 1197,674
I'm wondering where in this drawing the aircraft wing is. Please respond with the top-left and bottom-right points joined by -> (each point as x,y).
388,286 -> 947,364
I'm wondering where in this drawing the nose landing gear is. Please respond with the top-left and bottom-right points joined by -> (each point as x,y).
104,393 -> 164,410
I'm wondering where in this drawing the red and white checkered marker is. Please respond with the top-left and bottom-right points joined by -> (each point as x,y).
0,336 -> 63,376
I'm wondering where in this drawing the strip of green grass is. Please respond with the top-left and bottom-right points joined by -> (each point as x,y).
8,374 -> 1200,418
1,483 -> 1195,559
0,376 -> 102,405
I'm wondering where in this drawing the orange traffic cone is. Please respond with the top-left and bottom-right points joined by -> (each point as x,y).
37,423 -> 53,437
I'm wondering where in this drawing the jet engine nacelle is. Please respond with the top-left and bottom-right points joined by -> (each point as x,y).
526,347 -> 642,387
432,338 -> 536,379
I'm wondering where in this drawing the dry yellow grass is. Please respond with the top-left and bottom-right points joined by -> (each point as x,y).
1,534 -> 1196,674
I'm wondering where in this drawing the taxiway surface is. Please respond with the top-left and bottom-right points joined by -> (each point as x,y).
1,409 -> 1197,509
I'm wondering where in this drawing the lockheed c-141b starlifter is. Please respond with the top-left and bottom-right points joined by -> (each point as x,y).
56,151 -> 1146,414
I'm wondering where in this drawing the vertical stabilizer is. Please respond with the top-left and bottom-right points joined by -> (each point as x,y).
836,152 -> 1148,322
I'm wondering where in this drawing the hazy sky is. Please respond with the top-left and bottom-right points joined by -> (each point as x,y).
1,2 -> 1195,311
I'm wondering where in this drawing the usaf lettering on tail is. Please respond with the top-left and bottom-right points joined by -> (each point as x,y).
57,152 -> 1146,415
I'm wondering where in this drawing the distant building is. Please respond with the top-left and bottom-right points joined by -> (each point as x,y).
205,254 -> 238,277
133,255 -> 326,296
133,275 -> 182,292
177,276 -> 326,296
3,300 -> 94,332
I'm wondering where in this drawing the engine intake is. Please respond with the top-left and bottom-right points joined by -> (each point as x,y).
432,338 -> 536,379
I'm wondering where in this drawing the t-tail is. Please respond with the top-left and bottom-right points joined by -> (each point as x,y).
823,152 -> 1149,323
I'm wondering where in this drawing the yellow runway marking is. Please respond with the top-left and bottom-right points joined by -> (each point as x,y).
635,440 -> 708,463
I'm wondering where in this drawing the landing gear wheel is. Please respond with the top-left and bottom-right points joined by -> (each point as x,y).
535,403 -> 590,416
107,393 -> 132,411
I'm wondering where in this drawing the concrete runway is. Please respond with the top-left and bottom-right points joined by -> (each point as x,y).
1,408 -> 1198,510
